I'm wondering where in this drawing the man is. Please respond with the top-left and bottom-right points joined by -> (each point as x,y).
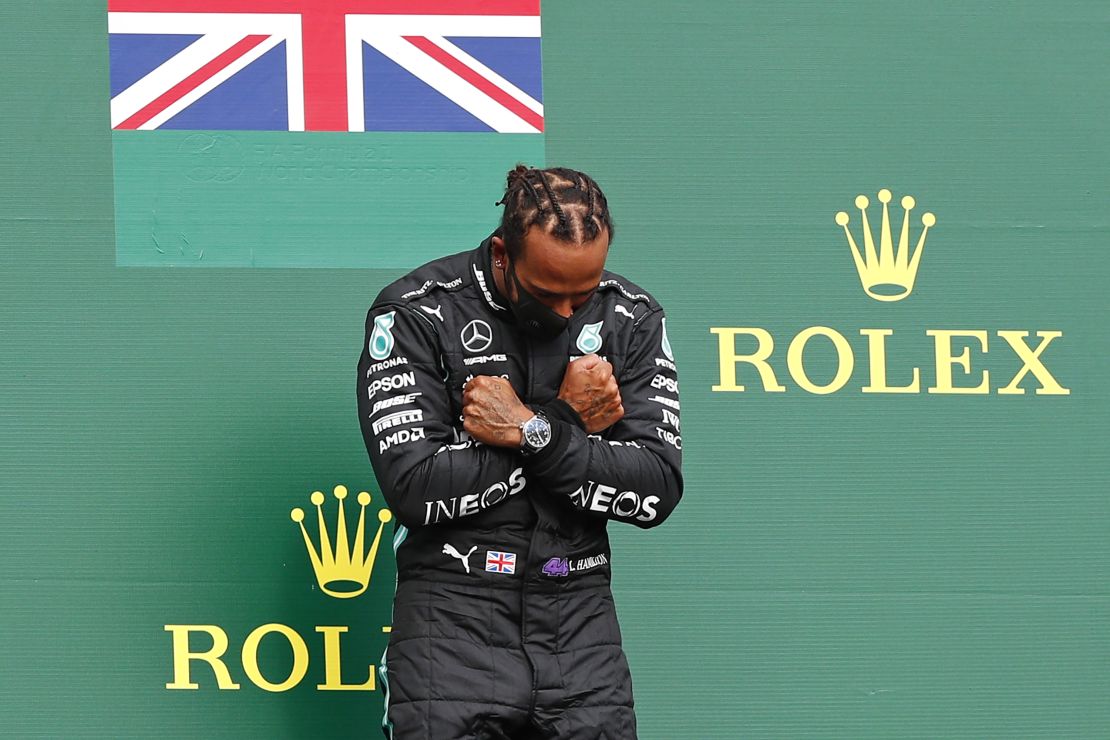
357,165 -> 683,740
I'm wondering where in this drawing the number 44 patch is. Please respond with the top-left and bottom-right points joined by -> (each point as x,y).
541,557 -> 570,577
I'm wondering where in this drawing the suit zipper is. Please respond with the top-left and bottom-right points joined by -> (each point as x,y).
520,333 -> 539,716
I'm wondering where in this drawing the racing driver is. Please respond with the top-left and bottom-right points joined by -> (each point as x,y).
357,165 -> 683,739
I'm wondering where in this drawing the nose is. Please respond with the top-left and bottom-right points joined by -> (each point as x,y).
551,299 -> 574,318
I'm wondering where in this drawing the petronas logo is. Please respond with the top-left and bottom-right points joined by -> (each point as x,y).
368,311 -> 396,360
576,321 -> 604,354
661,318 -> 674,361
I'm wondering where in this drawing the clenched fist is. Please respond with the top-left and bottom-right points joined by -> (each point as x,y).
462,375 -> 532,448
558,354 -> 624,434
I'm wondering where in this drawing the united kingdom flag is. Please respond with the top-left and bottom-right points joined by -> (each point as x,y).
107,0 -> 543,132
485,551 -> 517,574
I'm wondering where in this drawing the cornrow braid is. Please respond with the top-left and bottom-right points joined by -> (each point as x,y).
580,172 -> 596,224
517,171 -> 547,215
535,170 -> 568,231
495,164 -> 615,260
496,168 -> 534,211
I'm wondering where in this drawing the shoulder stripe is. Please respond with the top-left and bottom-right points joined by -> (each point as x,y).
598,278 -> 649,303
399,275 -> 464,300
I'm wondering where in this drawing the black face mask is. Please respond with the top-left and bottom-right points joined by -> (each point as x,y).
502,258 -> 568,339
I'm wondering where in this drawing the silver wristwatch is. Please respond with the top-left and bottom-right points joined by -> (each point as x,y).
519,412 -> 552,455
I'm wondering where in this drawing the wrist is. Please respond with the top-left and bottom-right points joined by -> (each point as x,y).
545,397 -> 587,431
518,416 -> 574,472
510,406 -> 533,447
518,410 -> 553,455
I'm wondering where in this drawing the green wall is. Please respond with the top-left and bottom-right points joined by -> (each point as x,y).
2,1 -> 1107,737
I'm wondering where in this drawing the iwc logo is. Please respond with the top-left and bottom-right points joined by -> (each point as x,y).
710,188 -> 1070,396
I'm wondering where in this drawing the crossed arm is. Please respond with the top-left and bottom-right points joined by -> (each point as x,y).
358,305 -> 682,530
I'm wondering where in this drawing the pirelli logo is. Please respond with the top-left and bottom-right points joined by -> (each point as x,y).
372,409 -> 423,435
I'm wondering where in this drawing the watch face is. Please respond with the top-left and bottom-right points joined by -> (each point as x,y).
524,416 -> 552,449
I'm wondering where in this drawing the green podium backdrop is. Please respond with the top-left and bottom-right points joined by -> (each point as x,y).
2,1 -> 1108,737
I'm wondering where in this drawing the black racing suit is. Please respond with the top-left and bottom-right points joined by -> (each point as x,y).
357,236 -> 683,740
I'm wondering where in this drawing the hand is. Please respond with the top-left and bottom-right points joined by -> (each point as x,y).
557,354 -> 624,434
462,376 -> 533,447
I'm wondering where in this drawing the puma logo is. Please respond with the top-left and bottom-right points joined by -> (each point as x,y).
442,543 -> 477,574
614,304 -> 635,319
420,304 -> 445,322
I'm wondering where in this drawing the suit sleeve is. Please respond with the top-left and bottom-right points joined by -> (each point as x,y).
525,307 -> 683,528
357,303 -> 526,530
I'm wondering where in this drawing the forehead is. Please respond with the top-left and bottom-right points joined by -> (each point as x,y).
517,227 -> 609,291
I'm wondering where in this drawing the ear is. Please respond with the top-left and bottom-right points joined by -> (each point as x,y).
490,235 -> 507,267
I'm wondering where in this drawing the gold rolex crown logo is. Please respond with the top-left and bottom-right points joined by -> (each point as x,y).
290,485 -> 392,599
835,189 -> 936,302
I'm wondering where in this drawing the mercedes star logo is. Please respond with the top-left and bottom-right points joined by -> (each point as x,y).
460,319 -> 493,353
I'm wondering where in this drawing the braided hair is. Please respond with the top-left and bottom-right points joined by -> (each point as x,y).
495,164 -> 615,259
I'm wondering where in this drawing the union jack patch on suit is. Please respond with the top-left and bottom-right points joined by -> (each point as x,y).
485,551 -> 516,574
